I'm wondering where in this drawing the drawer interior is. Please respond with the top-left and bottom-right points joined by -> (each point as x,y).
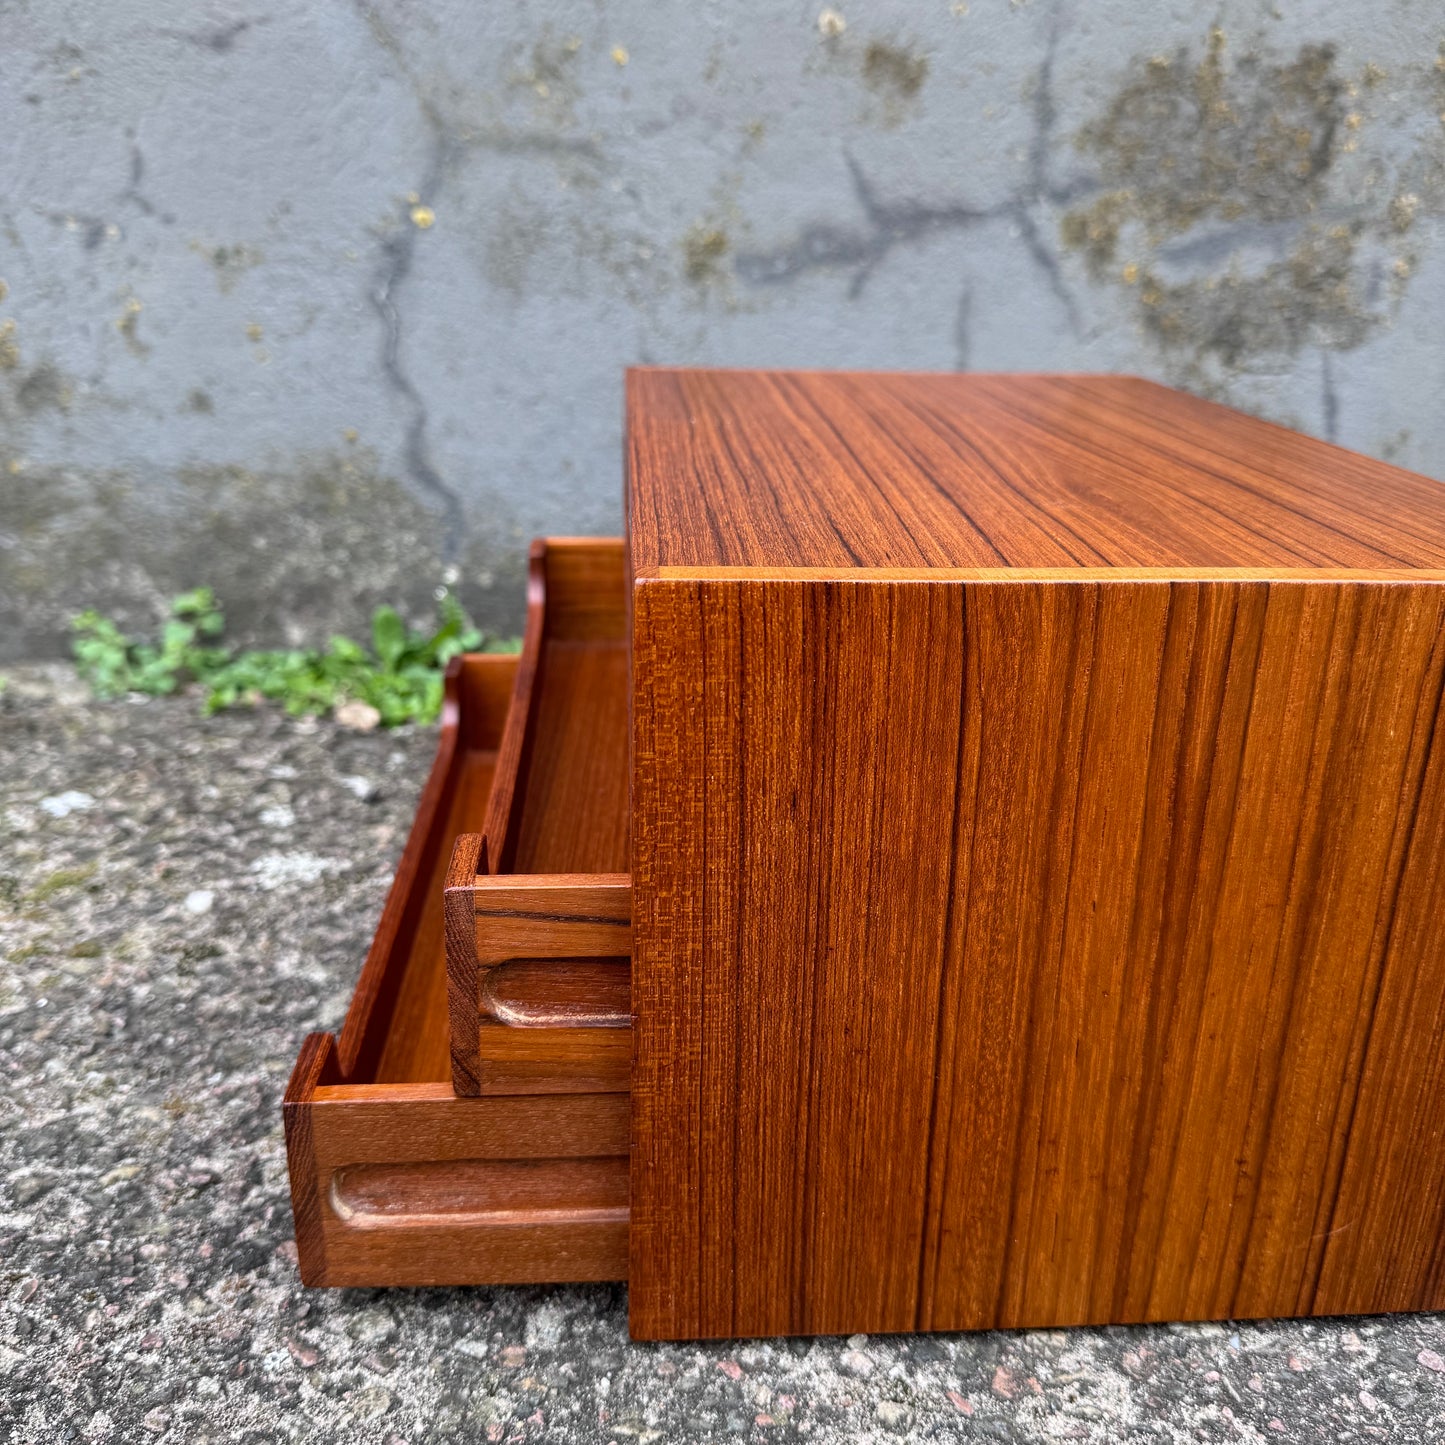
354,653 -> 515,1085
489,540 -> 630,877
341,539 -> 631,1086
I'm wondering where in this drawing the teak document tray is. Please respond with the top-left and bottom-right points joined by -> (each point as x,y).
283,540 -> 631,1288
288,370 -> 1445,1343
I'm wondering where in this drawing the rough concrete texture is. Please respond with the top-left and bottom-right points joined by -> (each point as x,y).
6,675 -> 1445,1442
4,2 -> 1445,656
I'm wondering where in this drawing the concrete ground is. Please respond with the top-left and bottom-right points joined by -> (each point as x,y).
4,669 -> 1445,1444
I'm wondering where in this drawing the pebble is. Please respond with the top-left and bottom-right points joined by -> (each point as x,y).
12,1175 -> 53,1206
525,1298 -> 568,1348
876,1400 -> 913,1432
335,699 -> 382,731
992,1364 -> 1020,1398
286,1338 -> 320,1369
39,789 -> 96,817
183,889 -> 214,915
345,1385 -> 393,1420
250,850 -> 345,890
341,774 -> 380,802
347,1306 -> 396,1346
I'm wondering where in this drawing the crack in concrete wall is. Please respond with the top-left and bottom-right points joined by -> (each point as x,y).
353,1 -> 613,565
370,148 -> 465,556
735,8 -> 1089,346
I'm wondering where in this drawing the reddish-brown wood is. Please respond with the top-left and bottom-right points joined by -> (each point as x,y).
626,368 -> 1445,1341
285,370 -> 1445,1332
626,369 -> 1445,573
285,1033 -> 629,1286
447,875 -> 632,1094
449,539 -> 632,1095
335,653 -> 512,1084
483,958 -> 632,1027
481,538 -> 629,876
283,650 -> 629,1287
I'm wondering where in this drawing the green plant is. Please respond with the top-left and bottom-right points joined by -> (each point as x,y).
72,587 -> 227,698
71,589 -> 517,726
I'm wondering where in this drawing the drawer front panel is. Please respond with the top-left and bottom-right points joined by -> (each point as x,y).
287,1037 -> 630,1288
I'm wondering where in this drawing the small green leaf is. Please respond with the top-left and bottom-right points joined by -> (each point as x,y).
170,587 -> 215,617
371,606 -> 407,668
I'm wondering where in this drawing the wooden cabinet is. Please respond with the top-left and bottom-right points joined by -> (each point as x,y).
288,370 -> 1445,1341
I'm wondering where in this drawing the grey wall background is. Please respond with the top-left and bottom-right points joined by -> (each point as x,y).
3,1 -> 1443,658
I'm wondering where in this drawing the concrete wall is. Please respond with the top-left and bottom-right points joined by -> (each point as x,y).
3,1 -> 1443,657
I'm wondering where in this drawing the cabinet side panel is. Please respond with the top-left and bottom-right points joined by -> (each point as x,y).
632,577 -> 1445,1340
919,579 -> 1180,1329
921,580 -> 1445,1329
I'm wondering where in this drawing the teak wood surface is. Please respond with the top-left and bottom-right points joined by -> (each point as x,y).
283,646 -> 628,1287
626,369 -> 1445,1340
447,540 -> 633,1097
627,370 -> 1445,574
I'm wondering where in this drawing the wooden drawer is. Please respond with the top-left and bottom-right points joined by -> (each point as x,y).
445,539 -> 632,1097
286,1042 -> 627,1287
282,564 -> 631,1286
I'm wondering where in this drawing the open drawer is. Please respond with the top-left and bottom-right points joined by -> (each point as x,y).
445,540 -> 633,1097
283,540 -> 632,1286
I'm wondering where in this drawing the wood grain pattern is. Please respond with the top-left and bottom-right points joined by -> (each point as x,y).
284,367 -> 1445,1325
482,538 -> 630,876
626,370 -> 1445,573
336,653 -> 515,1084
482,958 -> 631,1027
443,831 -> 485,1093
285,1033 -> 629,1286
450,538 -> 632,1095
448,875 -> 633,1095
284,646 -> 630,1288
331,1156 -> 628,1227
629,573 -> 1445,1339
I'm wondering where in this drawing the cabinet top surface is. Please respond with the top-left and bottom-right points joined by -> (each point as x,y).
625,369 -> 1445,575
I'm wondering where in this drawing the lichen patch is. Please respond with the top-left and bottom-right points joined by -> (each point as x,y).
1063,28 -> 1445,397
